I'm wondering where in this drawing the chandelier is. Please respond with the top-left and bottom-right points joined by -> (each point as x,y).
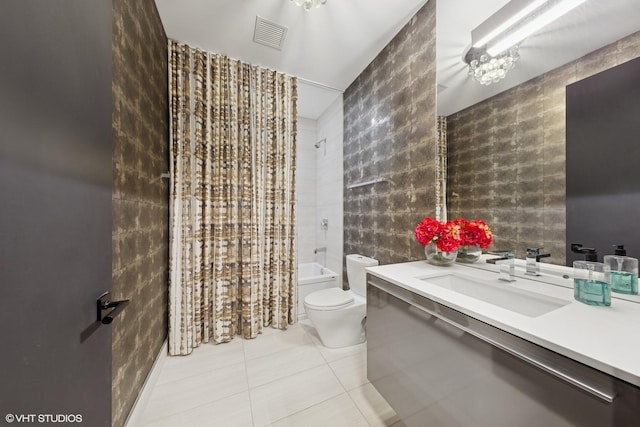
290,0 -> 327,11
465,45 -> 520,86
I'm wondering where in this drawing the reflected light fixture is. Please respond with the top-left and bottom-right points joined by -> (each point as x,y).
466,45 -> 520,86
467,0 -> 588,85
486,0 -> 588,56
290,0 -> 327,11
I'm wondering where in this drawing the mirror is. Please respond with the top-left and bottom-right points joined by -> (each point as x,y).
437,0 -> 640,268
436,0 -> 640,116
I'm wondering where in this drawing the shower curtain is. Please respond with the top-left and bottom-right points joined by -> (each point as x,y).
168,41 -> 298,356
436,116 -> 447,222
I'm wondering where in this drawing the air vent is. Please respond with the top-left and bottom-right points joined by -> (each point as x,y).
253,16 -> 288,50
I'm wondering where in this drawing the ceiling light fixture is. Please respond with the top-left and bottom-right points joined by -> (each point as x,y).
486,0 -> 588,56
290,0 -> 327,11
466,0 -> 588,85
472,0 -> 547,48
465,45 -> 520,86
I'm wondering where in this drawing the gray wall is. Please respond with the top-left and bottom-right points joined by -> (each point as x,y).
447,31 -> 640,265
343,0 -> 437,270
111,0 -> 169,425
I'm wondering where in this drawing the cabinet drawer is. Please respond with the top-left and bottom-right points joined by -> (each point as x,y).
367,274 -> 640,427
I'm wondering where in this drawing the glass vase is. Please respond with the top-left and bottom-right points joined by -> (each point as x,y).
456,245 -> 482,263
424,242 -> 457,266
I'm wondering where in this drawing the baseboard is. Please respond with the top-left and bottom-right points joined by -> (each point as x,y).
123,339 -> 168,427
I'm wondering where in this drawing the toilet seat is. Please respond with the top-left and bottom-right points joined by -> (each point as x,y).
304,288 -> 354,311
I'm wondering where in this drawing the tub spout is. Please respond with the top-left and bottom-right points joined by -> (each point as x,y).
314,247 -> 327,254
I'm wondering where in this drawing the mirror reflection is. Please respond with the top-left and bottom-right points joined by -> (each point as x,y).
437,0 -> 640,269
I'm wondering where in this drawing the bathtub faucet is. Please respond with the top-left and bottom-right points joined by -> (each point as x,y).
314,247 -> 327,254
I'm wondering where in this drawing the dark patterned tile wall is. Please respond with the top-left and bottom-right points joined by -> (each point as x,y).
447,31 -> 640,265
112,0 -> 169,425
343,0 -> 437,272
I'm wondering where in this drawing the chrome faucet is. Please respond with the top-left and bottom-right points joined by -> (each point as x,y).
526,247 -> 550,276
314,247 -> 327,254
496,253 -> 516,282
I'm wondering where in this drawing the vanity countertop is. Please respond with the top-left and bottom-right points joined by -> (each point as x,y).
366,258 -> 640,387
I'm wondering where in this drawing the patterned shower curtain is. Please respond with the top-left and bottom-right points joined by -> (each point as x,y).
168,41 -> 298,356
435,116 -> 447,222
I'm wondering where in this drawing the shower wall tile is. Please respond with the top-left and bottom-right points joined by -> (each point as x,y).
296,117 -> 318,265
343,0 -> 437,274
317,96 -> 344,286
447,31 -> 640,264
112,0 -> 169,426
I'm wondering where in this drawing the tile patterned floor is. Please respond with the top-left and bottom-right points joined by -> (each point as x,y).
134,320 -> 403,427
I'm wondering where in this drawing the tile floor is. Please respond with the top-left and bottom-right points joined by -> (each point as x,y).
134,320 -> 404,427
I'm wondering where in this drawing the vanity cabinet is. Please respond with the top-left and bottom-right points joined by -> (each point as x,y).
366,274 -> 640,426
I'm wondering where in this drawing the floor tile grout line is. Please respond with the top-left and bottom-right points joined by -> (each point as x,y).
260,390 -> 349,426
247,356 -> 327,390
249,323 -> 348,426
243,328 -> 313,362
346,388 -> 377,427
241,337 -> 257,427
244,334 -> 322,365
247,359 -> 336,397
140,389 -> 250,426
154,358 -> 246,388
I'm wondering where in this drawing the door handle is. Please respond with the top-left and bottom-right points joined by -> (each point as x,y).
96,292 -> 129,324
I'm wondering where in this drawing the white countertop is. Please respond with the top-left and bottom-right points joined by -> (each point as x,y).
366,257 -> 640,387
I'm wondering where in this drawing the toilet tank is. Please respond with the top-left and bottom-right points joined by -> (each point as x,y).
346,254 -> 379,296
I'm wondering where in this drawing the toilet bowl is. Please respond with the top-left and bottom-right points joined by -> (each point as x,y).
304,254 -> 378,348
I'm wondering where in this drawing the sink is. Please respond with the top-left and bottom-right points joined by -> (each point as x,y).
420,273 -> 569,317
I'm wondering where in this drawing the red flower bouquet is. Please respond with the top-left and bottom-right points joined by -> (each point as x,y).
414,217 -> 462,252
455,218 -> 493,249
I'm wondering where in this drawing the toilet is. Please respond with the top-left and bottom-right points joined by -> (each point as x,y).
304,254 -> 378,348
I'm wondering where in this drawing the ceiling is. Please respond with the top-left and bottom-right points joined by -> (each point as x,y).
155,0 -> 640,119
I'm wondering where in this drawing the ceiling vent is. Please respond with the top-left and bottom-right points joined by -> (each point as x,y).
253,16 -> 288,50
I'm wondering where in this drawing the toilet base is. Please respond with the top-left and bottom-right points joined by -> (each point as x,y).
305,298 -> 366,348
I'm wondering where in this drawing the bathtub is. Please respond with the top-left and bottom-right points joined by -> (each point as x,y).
298,262 -> 339,320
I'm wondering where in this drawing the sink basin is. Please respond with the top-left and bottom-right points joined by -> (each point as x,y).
420,273 -> 569,317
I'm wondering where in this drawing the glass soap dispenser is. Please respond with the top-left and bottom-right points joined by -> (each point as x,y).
604,245 -> 638,295
574,250 -> 611,306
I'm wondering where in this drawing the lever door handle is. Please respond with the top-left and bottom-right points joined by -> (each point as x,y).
97,291 -> 130,324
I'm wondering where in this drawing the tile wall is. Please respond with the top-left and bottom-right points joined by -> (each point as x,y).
343,0 -> 437,270
316,96 -> 345,286
296,117 -> 318,265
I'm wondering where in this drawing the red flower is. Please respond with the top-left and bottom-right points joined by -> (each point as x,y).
414,217 -> 443,246
414,217 -> 462,252
456,218 -> 493,249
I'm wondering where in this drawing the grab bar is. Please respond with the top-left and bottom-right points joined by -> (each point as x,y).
367,277 -> 617,404
347,178 -> 393,189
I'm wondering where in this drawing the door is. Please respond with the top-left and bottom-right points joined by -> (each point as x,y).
0,1 -> 113,426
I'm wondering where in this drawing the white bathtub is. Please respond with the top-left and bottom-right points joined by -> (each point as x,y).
298,262 -> 339,320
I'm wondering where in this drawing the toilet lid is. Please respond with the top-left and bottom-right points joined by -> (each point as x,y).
304,288 -> 354,310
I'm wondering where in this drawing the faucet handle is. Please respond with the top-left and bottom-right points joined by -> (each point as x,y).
527,247 -> 542,256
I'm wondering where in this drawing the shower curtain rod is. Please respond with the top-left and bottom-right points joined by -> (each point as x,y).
296,77 -> 344,93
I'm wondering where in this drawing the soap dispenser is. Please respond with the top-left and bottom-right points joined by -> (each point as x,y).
604,245 -> 638,295
572,246 -> 611,306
